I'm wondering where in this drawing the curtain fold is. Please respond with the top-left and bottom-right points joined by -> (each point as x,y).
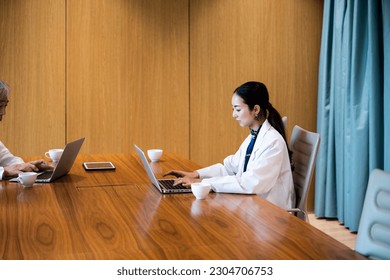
315,0 -> 389,231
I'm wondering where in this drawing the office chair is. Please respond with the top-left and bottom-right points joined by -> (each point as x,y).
355,169 -> 390,259
287,125 -> 320,222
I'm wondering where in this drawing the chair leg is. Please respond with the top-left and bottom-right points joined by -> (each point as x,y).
298,211 -> 310,223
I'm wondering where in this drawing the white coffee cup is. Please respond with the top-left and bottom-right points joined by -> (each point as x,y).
147,149 -> 163,162
45,148 -> 63,163
18,172 -> 38,188
191,182 -> 211,199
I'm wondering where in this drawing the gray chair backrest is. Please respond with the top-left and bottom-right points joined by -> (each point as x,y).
355,169 -> 390,259
289,125 -> 320,221
282,116 -> 288,129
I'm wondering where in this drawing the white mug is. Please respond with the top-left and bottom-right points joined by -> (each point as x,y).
147,149 -> 163,162
191,182 -> 211,199
45,148 -> 63,163
18,172 -> 38,188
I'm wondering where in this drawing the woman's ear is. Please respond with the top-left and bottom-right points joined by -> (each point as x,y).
254,104 -> 261,115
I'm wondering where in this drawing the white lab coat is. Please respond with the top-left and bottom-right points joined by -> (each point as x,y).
197,119 -> 295,209
0,141 -> 24,179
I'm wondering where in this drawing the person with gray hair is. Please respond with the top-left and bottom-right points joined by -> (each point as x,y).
0,80 -> 52,179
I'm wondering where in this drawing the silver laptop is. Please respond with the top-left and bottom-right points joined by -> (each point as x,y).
10,138 -> 85,183
34,137 -> 85,182
134,144 -> 191,194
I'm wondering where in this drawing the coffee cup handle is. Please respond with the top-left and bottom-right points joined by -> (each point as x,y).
45,152 -> 50,159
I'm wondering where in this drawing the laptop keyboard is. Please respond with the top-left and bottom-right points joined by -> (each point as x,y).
159,179 -> 190,190
37,171 -> 53,180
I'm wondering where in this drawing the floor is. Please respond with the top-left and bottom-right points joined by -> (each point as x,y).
308,213 -> 357,250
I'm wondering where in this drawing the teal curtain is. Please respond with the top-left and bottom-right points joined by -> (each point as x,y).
315,0 -> 390,232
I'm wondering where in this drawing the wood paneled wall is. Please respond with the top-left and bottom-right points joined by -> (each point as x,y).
67,0 -> 189,155
0,0 -> 66,156
190,0 -> 323,165
0,0 -> 323,209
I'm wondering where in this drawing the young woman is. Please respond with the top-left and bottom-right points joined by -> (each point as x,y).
165,81 -> 295,209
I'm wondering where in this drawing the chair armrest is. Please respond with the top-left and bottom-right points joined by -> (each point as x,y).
286,208 -> 303,213
286,208 -> 309,222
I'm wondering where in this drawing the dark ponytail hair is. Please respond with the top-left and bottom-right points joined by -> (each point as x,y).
234,81 -> 293,164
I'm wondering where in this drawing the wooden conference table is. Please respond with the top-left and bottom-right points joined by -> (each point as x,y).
0,152 -> 365,260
